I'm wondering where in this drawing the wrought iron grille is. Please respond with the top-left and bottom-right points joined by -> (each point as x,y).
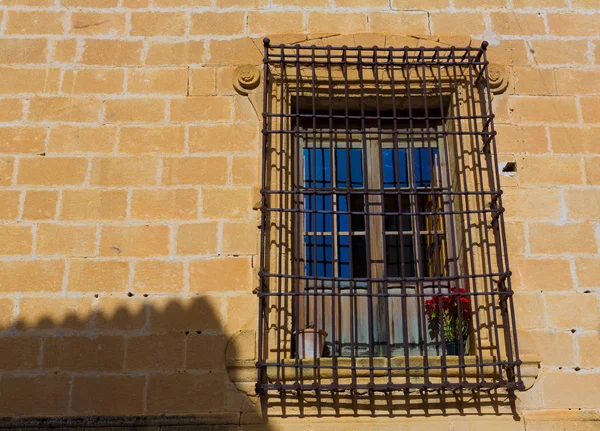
257,38 -> 523,395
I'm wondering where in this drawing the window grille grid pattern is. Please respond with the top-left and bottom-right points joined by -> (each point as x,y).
257,38 -> 523,395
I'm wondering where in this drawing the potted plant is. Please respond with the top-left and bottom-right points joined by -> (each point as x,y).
296,325 -> 328,359
425,287 -> 472,356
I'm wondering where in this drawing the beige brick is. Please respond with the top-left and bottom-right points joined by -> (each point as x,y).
565,189 -> 600,220
189,123 -> 257,153
0,298 -> 16,329
127,68 -> 187,95
529,222 -> 596,254
119,126 -> 185,154
70,12 -> 125,36
68,260 -> 129,292
3,0 -> 55,5
391,0 -> 449,7
511,257 -> 573,292
130,188 -> 198,221
105,98 -> 166,123
369,12 -> 429,34
430,12 -> 485,35
307,13 -> 367,34
191,12 -> 246,36
222,221 -> 258,255
225,294 -> 255,332
273,0 -> 328,5
189,257 -> 252,293
0,157 -> 14,186
585,157 -> 600,184
17,297 -> 93,330
62,0 -> 119,6
61,69 -> 124,94
0,337 -> 41,370
0,375 -> 69,417
100,225 -> 170,257
126,334 -> 185,370
529,40 -> 589,65
555,69 -> 600,95
49,125 -> 116,153
572,0 -> 600,7
0,126 -> 46,154
0,190 -> 20,220
546,293 -> 600,330
95,296 -> 146,330
0,98 -> 24,121
202,187 -> 253,219
0,224 -> 32,255
512,67 -> 555,95
71,375 -> 145,416
0,260 -> 64,293
130,12 -> 187,36
28,97 -> 101,122
207,39 -> 262,66
513,292 -> 545,329
133,260 -> 184,293
90,156 -> 158,186
0,67 -> 60,94
175,222 -> 218,255
43,336 -> 125,371
18,157 -> 88,186
581,97 -> 600,123
216,0 -> 265,6
189,67 -> 215,96
550,127 -> 600,154
495,125 -> 548,154
518,155 -> 583,185
577,332 -> 600,368
505,221 -> 526,255
52,39 -> 77,63
22,190 -> 58,220
0,38 -> 48,64
335,0 -> 390,6
490,12 -> 546,36
513,0 -> 566,5
542,371 -> 600,409
575,257 -> 600,288
547,13 -> 600,37
247,12 -> 304,35
232,155 -> 259,186
61,189 -> 127,221
123,0 -> 150,7
150,296 -> 222,332
145,41 -> 205,66
502,188 -> 562,220
37,223 -> 96,257
162,156 -> 228,185
82,40 -> 143,66
518,330 -> 576,367
186,333 -> 227,370
146,373 -> 225,413
510,96 -> 578,123
154,0 -> 211,4
170,96 -> 233,122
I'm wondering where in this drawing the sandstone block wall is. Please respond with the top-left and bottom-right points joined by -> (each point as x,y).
0,0 -> 598,429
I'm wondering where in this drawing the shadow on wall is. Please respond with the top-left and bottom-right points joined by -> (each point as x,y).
0,294 -> 266,429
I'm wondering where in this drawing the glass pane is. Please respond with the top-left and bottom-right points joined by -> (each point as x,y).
413,148 -> 439,188
304,235 -> 333,277
384,194 -> 411,232
304,194 -> 333,232
338,235 -> 367,278
335,148 -> 363,188
382,148 -> 408,188
303,148 -> 332,188
385,235 -> 416,278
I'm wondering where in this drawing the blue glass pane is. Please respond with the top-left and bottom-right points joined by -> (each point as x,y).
337,195 -> 348,232
335,149 -> 363,188
413,148 -> 439,188
304,195 -> 333,232
338,236 -> 350,278
303,148 -> 331,188
304,235 -> 333,277
382,149 -> 408,188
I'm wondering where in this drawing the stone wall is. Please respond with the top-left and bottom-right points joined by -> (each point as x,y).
0,0 -> 598,429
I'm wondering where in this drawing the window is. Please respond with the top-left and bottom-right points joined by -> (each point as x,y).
257,40 -> 523,395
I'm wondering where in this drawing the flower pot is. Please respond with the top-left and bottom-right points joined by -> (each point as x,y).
296,328 -> 328,359
445,341 -> 462,356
